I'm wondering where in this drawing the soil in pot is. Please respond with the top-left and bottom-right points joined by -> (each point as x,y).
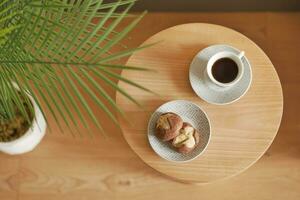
0,96 -> 34,142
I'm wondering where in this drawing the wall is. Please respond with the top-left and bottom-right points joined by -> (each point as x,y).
131,0 -> 300,11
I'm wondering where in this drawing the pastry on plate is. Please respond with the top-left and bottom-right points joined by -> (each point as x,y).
172,122 -> 200,154
156,112 -> 183,141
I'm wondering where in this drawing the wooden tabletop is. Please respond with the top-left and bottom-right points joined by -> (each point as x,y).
0,12 -> 300,200
116,23 -> 283,183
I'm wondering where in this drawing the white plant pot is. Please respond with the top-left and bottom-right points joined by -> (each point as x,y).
0,94 -> 47,155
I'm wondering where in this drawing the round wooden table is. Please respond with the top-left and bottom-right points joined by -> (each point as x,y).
116,23 -> 283,184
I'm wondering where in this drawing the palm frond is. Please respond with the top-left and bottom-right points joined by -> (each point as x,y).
0,0 -> 152,138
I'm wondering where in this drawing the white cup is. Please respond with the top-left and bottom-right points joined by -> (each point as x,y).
206,51 -> 245,87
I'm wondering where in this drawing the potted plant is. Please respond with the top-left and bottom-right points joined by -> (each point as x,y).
0,0 -> 150,154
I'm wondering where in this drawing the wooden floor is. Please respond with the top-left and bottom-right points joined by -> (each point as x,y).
0,12 -> 300,200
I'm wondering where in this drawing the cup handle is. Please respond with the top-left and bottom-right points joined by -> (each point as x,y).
238,51 -> 245,59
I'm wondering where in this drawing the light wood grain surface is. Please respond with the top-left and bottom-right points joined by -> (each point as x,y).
0,12 -> 300,200
116,23 -> 283,183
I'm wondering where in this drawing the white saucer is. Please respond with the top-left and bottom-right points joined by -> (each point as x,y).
189,44 -> 252,105
147,100 -> 211,163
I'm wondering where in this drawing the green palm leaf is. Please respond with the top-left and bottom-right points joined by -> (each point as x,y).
0,0 -> 153,139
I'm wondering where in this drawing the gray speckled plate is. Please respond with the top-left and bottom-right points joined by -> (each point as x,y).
189,44 -> 252,105
147,100 -> 211,163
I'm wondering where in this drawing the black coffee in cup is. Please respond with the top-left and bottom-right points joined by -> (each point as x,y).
211,58 -> 239,83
